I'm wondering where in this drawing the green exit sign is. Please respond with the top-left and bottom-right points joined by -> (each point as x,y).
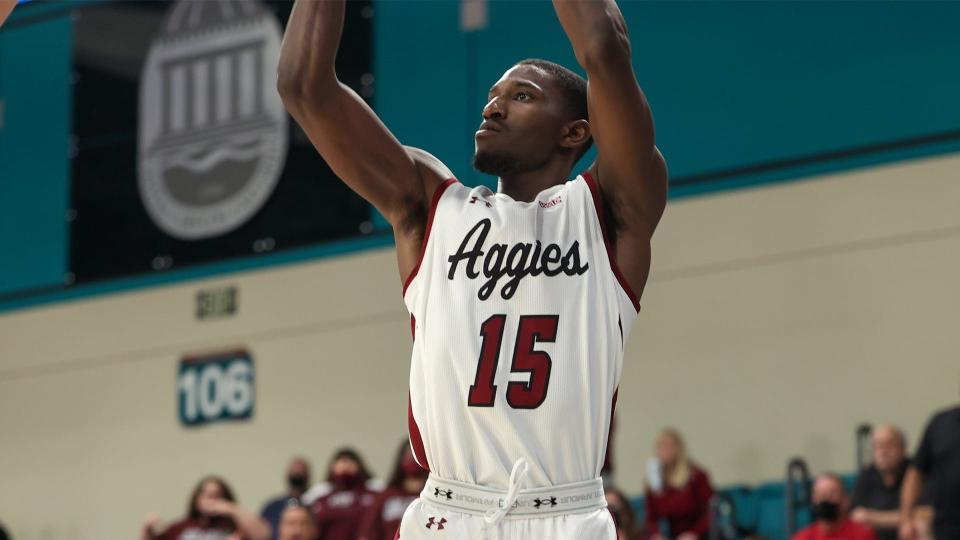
196,286 -> 237,320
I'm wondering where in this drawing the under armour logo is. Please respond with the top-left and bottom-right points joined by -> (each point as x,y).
434,488 -> 453,500
469,196 -> 492,208
426,517 -> 447,530
533,496 -> 558,508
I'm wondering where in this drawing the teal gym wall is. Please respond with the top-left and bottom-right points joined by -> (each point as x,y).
2,0 -> 960,311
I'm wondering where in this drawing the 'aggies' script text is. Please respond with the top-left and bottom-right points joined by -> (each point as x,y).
447,219 -> 589,300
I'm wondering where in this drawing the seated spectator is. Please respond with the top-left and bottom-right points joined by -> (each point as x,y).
644,428 -> 714,540
303,448 -> 382,540
141,475 -> 271,540
261,456 -> 312,540
851,425 -> 922,540
358,441 -> 427,540
606,486 -> 643,540
277,502 -> 318,540
792,473 -> 875,540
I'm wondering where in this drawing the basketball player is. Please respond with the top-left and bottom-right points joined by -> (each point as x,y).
0,0 -> 16,28
278,0 -> 666,538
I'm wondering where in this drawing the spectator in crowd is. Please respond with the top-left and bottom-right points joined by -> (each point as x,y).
140,475 -> 271,540
900,399 -> 960,540
851,425 -> 929,540
0,520 -> 8,540
261,456 -> 312,540
644,428 -> 714,540
358,441 -> 428,540
792,473 -> 875,540
304,448 -> 381,540
606,486 -> 643,540
277,502 -> 318,540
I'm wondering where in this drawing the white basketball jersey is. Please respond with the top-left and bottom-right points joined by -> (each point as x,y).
403,172 -> 640,490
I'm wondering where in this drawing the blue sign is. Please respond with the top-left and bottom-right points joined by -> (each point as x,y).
177,350 -> 254,427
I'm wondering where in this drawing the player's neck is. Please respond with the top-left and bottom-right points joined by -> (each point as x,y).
497,162 -> 573,203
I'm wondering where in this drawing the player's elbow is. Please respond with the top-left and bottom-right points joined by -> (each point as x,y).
276,67 -> 337,113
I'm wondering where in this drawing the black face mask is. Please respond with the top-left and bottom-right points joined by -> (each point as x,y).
288,474 -> 308,491
813,501 -> 840,522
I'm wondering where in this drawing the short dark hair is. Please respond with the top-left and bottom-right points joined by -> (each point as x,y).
325,447 -> 373,483
516,58 -> 592,160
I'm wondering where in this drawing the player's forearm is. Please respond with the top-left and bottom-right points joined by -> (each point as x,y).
899,467 -> 922,523
552,0 -> 631,71
277,0 -> 345,102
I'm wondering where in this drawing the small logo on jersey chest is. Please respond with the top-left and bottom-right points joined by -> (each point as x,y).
447,218 -> 589,301
538,195 -> 562,209
469,196 -> 492,208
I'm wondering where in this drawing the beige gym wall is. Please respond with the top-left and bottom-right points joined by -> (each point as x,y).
2,153 -> 959,539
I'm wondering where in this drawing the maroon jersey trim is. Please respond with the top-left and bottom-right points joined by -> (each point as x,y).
402,178 -> 458,297
407,392 -> 430,472
581,172 -> 641,312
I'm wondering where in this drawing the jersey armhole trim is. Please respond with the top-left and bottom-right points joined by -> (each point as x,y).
582,171 -> 641,313
402,178 -> 458,297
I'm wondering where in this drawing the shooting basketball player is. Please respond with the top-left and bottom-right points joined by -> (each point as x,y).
279,1 -> 667,538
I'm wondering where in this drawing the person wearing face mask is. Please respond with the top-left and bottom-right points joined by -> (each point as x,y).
644,429 -> 714,540
358,441 -> 429,540
141,475 -> 272,540
792,474 -> 876,540
303,448 -> 382,540
261,457 -> 312,540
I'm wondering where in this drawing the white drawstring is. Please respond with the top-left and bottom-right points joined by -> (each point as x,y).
484,458 -> 529,527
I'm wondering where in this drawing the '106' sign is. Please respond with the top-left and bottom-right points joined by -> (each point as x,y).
177,350 -> 254,426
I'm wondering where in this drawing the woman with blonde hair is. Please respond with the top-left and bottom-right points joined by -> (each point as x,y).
644,429 -> 714,540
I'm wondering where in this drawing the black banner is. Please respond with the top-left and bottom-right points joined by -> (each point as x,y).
70,0 -> 374,283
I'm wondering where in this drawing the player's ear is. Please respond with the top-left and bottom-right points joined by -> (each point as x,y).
560,120 -> 591,150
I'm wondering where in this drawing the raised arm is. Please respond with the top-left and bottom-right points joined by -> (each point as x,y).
277,0 -> 449,279
553,0 -> 667,296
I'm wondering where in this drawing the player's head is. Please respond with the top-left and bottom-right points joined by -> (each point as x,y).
473,59 -> 592,178
325,447 -> 372,489
187,475 -> 236,521
811,473 -> 849,523
277,502 -> 318,540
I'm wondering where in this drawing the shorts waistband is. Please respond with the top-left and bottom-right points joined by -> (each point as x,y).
421,474 -> 606,518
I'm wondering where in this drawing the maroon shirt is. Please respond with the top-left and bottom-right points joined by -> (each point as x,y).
357,487 -> 418,540
310,484 -> 379,540
644,464 -> 714,538
792,519 -> 877,540
157,518 -> 239,540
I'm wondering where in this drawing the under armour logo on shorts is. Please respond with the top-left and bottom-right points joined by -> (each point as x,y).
533,496 -> 558,508
434,487 -> 453,500
426,517 -> 447,530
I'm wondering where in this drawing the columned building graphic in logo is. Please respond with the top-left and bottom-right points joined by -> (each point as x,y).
139,0 -> 288,240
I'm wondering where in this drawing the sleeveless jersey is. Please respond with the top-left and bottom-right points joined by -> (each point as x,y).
403,172 -> 640,490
